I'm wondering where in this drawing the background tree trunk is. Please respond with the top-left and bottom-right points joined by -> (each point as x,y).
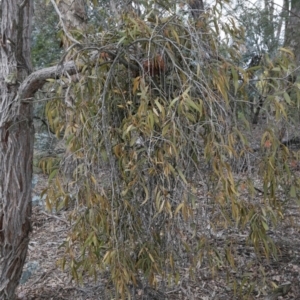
57,0 -> 87,50
0,0 -> 34,299
285,0 -> 300,64
188,0 -> 204,20
54,0 -> 87,178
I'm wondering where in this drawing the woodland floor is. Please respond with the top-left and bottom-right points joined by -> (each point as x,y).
16,121 -> 300,300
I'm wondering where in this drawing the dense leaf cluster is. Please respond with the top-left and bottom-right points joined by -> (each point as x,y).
37,0 -> 300,298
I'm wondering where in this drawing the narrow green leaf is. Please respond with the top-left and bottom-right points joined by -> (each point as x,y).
290,185 -> 296,198
177,168 -> 187,184
48,168 -> 58,181
283,92 -> 291,104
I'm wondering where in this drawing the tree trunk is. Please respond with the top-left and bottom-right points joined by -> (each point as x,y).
0,0 -> 34,299
54,0 -> 87,178
0,0 -> 84,296
56,0 -> 87,50
263,0 -> 275,50
285,0 -> 300,64
188,0 -> 204,20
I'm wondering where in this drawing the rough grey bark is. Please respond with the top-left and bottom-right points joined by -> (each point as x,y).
0,0 -> 79,296
54,0 -> 87,50
53,0 -> 87,178
285,0 -> 300,63
19,62 -> 78,100
0,1 -> 34,299
59,0 -> 87,29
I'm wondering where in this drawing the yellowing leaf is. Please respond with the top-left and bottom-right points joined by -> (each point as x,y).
283,92 -> 291,104
231,65 -> 239,95
262,221 -> 269,231
279,47 -> 294,58
177,168 -> 187,184
132,76 -> 140,94
175,203 -> 184,216
171,28 -> 180,44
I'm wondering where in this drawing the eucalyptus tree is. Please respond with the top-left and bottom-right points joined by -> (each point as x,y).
1,0 -> 300,299
0,1 -> 34,298
0,0 -> 80,298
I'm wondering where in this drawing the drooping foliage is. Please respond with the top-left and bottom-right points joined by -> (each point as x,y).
39,0 -> 300,298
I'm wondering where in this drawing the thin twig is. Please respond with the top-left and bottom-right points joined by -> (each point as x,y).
40,211 -> 69,226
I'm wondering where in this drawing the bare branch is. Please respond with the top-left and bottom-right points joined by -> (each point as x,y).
18,61 -> 77,101
49,0 -> 81,46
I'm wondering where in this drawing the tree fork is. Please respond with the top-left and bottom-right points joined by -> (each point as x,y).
0,0 -> 79,297
0,0 -> 35,298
